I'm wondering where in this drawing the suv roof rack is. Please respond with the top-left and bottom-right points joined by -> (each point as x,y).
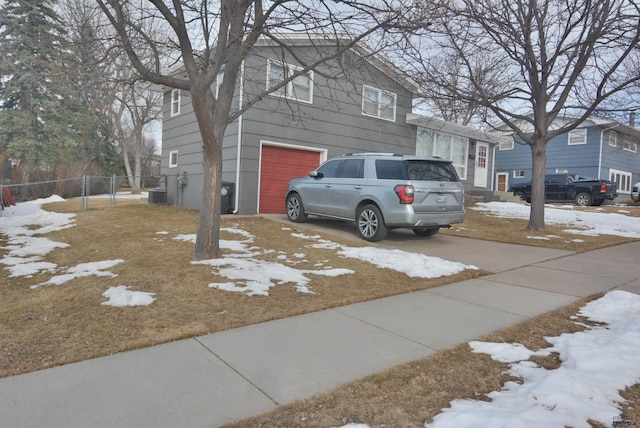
343,152 -> 407,157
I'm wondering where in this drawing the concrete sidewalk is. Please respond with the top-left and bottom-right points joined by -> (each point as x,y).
2,218 -> 640,428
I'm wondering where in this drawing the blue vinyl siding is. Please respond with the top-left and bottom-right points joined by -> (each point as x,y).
495,124 -> 640,194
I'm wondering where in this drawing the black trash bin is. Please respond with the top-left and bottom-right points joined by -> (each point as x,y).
221,182 -> 234,214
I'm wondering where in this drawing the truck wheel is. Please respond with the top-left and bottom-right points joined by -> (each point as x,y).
286,193 -> 307,222
514,191 -> 527,202
575,192 -> 592,206
357,204 -> 387,241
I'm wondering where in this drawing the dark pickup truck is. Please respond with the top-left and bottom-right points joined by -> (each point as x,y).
510,173 -> 618,206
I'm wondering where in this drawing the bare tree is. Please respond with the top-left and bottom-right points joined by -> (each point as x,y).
60,0 -> 163,193
95,0 -> 406,260
398,0 -> 640,230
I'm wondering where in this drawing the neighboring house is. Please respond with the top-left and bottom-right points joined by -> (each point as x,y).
495,115 -> 640,199
158,36 -> 503,214
406,114 -> 505,194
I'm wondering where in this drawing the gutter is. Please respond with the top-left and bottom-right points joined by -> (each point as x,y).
233,60 -> 245,214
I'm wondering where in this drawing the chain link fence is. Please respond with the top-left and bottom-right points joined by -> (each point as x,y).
1,175 -> 164,214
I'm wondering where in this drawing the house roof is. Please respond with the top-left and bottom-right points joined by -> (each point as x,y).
492,114 -> 640,139
150,34 -> 419,94
405,113 -> 509,145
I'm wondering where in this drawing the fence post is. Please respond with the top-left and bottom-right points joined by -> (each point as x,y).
81,175 -> 86,212
111,175 -> 116,209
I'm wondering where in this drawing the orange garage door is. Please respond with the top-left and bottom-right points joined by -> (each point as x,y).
260,145 -> 321,213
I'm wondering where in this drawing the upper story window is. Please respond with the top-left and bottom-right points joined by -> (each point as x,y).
215,70 -> 224,98
169,150 -> 178,168
170,89 -> 180,117
608,130 -> 618,147
362,85 -> 396,121
513,170 -> 525,178
499,139 -> 514,150
623,135 -> 638,153
266,60 -> 313,103
568,128 -> 586,145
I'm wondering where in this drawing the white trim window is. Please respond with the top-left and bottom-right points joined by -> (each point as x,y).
623,135 -> 638,153
266,60 -> 313,103
608,130 -> 618,147
215,70 -> 224,98
362,85 -> 396,121
568,128 -> 587,145
170,89 -> 180,117
416,128 -> 468,179
610,168 -> 632,193
499,139 -> 514,150
169,150 -> 178,168
513,170 -> 525,178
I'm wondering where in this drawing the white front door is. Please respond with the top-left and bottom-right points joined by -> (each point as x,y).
474,143 -> 489,188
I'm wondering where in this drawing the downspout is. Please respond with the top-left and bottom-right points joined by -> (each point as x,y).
233,60 -> 244,214
491,142 -> 496,191
598,124 -> 620,180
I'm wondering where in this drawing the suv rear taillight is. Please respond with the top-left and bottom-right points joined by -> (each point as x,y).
395,185 -> 414,204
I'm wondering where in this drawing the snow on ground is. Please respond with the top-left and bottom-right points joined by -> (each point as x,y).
1,195 -> 477,299
336,290 -> 639,428
422,290 -> 640,428
3,197 -> 640,425
101,285 -> 156,307
473,202 -> 640,238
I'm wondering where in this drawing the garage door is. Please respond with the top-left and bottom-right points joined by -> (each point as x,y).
260,145 -> 321,213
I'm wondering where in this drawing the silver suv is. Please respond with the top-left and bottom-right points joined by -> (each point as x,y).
285,153 -> 466,241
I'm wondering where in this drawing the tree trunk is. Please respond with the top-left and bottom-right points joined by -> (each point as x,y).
133,127 -> 142,193
191,85 -> 222,260
527,136 -> 547,231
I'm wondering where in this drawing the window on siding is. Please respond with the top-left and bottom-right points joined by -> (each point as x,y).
170,89 -> 180,117
266,60 -> 313,103
556,168 -> 569,173
416,128 -> 468,179
609,131 -> 617,147
169,150 -> 178,168
568,128 -> 586,145
499,139 -> 514,150
215,70 -> 224,98
623,135 -> 638,153
362,85 -> 396,121
610,169 -> 632,193
513,170 -> 525,178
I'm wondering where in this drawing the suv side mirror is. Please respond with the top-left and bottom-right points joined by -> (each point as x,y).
309,170 -> 323,179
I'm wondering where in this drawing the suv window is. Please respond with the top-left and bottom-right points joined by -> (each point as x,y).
317,160 -> 340,178
318,159 -> 364,179
407,160 -> 458,181
375,160 -> 407,179
375,159 -> 459,181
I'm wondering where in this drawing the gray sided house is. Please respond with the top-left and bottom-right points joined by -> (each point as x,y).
160,37 -> 418,214
158,37 -> 502,214
495,116 -> 640,199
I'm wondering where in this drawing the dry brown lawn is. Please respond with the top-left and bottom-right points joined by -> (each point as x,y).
2,197 -> 638,427
1,198 -> 484,378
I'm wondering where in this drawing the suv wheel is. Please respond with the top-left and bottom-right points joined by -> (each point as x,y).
357,204 -> 387,241
413,227 -> 439,237
286,193 -> 307,223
